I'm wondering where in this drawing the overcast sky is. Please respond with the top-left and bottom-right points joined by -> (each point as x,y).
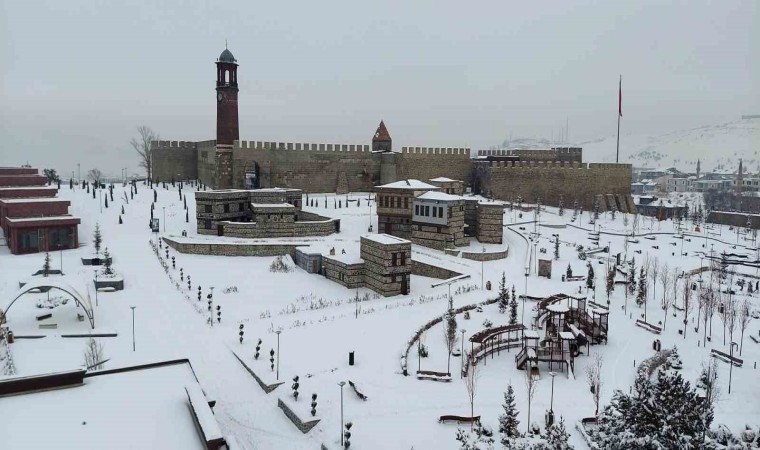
1,1 -> 757,178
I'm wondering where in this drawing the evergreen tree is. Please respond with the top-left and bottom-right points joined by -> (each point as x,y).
606,266 -> 615,302
42,252 -> 51,277
558,196 -> 564,217
186,209 -> 189,223
586,263 -> 595,291
121,205 -> 125,215
498,384 -> 520,444
104,196 -> 108,208
498,273 -> 508,313
118,215 -> 123,224
102,247 -> 113,275
509,294 -> 518,326
636,266 -> 647,308
627,258 -> 636,297
93,223 -> 102,254
554,239 -> 560,261
544,417 -> 573,450
566,264 -> 573,279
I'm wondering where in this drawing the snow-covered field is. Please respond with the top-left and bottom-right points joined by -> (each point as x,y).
1,183 -> 759,449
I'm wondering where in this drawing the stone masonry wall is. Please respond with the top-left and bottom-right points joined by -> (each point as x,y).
396,147 -> 472,186
360,235 -> 411,296
475,161 -> 633,213
322,257 -> 364,289
164,237 -> 305,257
150,141 -> 198,182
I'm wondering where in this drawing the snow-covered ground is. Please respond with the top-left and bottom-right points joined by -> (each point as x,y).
0,183 -> 759,449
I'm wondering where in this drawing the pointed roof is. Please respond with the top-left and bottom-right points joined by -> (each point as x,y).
373,121 -> 391,142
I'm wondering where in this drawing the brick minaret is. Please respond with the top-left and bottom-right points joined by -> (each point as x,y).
215,48 -> 239,189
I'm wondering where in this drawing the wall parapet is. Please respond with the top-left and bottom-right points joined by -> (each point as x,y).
401,147 -> 470,155
234,140 -> 370,152
150,140 -> 198,150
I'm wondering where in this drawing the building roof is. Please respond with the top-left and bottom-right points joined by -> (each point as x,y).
251,203 -> 294,208
372,121 -> 391,142
0,186 -> 57,191
0,361 -> 211,450
429,177 -> 460,183
377,179 -> 439,190
416,191 -> 463,202
218,48 -> 236,63
0,197 -> 67,204
362,233 -> 411,245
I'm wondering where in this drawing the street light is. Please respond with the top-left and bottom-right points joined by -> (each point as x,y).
728,341 -> 738,394
522,267 -> 529,324
460,328 -> 466,378
276,330 -> 282,381
338,381 -> 346,447
130,306 -> 136,351
162,207 -> 166,232
549,372 -> 556,412
94,270 -> 99,307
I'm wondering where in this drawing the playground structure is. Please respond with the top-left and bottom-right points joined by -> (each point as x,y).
514,294 -> 608,379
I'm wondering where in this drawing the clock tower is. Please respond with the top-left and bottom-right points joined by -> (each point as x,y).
216,48 -> 240,146
214,48 -> 238,189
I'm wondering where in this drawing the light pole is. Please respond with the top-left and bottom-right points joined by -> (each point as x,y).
162,207 -> 166,232
338,381 -> 346,447
549,372 -> 556,412
94,270 -> 99,307
522,267 -> 529,324
728,341 -> 738,394
276,330 -> 282,381
460,329 -> 466,378
99,190 -> 103,213
130,306 -> 136,351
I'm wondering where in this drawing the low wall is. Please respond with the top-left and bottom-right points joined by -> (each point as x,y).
460,247 -> 508,261
164,237 -> 306,258
277,398 -> 321,434
322,256 -> 364,288
411,259 -> 462,280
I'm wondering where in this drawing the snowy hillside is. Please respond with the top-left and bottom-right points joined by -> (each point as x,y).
581,118 -> 760,172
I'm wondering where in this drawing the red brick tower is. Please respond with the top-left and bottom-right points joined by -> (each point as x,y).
372,120 -> 392,152
215,47 -> 238,188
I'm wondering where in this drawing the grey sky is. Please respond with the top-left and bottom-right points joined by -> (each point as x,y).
1,0 -> 757,178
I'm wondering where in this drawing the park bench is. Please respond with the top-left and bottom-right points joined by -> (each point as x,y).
417,370 -> 452,382
39,323 -> 58,330
36,313 -> 52,321
348,381 -> 368,401
439,415 -> 481,424
635,319 -> 662,335
710,349 -> 743,367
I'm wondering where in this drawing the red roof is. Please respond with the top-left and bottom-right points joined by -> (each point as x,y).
372,121 -> 391,142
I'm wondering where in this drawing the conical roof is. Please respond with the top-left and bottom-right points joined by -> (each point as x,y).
373,121 -> 391,142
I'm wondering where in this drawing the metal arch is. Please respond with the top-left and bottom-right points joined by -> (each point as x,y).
4,286 -> 95,329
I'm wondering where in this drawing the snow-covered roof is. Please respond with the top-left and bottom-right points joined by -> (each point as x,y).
429,177 -> 460,183
251,203 -> 294,208
0,197 -> 67,204
0,362 -> 210,450
546,303 -> 570,314
416,191 -> 463,202
523,330 -> 540,339
376,179 -> 439,190
0,186 -> 57,191
362,233 -> 411,245
5,215 -> 79,223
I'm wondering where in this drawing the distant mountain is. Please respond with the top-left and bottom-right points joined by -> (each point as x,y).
496,118 -> 760,174
580,118 -> 760,173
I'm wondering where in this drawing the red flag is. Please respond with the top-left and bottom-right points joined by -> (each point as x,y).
618,76 -> 622,117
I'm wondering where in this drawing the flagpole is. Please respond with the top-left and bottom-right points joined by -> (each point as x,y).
616,75 -> 621,163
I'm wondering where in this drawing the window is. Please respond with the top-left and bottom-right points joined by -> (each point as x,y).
404,198 -> 408,209
400,252 -> 406,265
392,253 -> 397,266
205,219 -> 212,229
395,197 -> 400,208
205,205 -> 212,213
392,274 -> 396,283
223,204 -> 230,213
439,206 -> 444,218
239,202 -> 245,212
432,207 -> 437,218
415,204 -> 419,215
425,206 -> 430,216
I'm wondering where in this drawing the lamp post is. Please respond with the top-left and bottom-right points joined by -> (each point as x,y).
130,306 -> 136,351
94,270 -> 98,307
460,328 -> 466,378
728,341 -> 738,394
549,372 -> 556,412
522,267 -> 529,324
99,190 -> 103,213
162,207 -> 166,232
276,330 -> 282,381
338,381 -> 346,447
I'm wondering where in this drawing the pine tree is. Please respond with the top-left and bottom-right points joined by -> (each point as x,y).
42,252 -> 51,277
606,266 -> 615,302
509,293 -> 518,325
118,215 -> 123,224
498,384 -> 520,445
636,266 -> 647,308
627,258 -> 636,297
104,196 -> 108,208
554,239 -> 560,261
186,209 -> 189,223
498,273 -> 508,313
102,247 -> 113,275
558,196 -> 564,217
566,264 -> 573,279
586,263 -> 595,291
544,417 -> 572,449
93,223 -> 102,254
121,205 -> 125,215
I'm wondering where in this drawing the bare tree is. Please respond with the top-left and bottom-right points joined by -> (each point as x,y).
130,125 -> 159,180
739,299 -> 752,355
442,307 -> 457,374
83,337 -> 106,371
524,369 -> 538,434
726,296 -> 738,349
659,262 -> 670,308
718,291 -> 729,346
464,363 -> 479,430
701,284 -> 716,347
585,352 -> 603,416
649,257 -> 660,318
682,276 -> 692,339
87,168 -> 103,185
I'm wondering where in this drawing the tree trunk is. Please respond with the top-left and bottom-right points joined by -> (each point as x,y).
740,327 -> 745,355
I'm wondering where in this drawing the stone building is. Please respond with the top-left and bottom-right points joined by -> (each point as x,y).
151,48 -> 632,212
195,188 -> 337,238
0,167 -> 80,255
375,180 -> 439,239
360,234 -> 411,296
410,191 -> 467,250
428,177 -> 465,196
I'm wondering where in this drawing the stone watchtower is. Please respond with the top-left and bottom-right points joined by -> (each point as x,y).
372,120 -> 392,152
215,47 -> 239,189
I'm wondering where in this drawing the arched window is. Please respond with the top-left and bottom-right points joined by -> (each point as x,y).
225,70 -> 230,84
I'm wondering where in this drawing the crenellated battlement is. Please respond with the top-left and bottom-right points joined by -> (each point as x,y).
480,160 -> 631,171
476,147 -> 582,159
234,140 -> 370,152
150,140 -> 199,150
401,147 -> 470,156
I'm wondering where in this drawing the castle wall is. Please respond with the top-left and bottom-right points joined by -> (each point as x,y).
196,140 -> 217,187
475,161 -> 632,212
476,147 -> 582,163
150,141 -> 198,182
231,141 -> 377,193
395,147 -> 471,186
